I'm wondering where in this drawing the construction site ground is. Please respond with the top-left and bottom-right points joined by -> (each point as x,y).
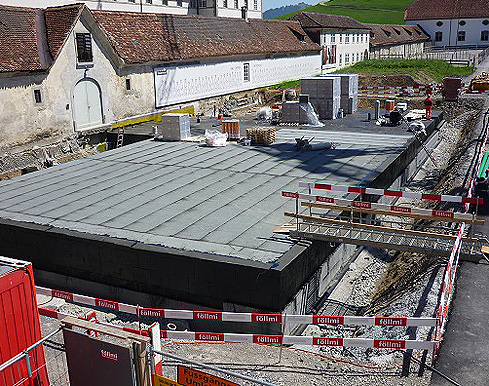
34,94 -> 489,385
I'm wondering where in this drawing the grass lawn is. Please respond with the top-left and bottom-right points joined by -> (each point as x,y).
278,0 -> 417,24
334,59 -> 474,83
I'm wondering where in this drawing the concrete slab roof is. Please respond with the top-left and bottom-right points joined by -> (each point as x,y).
0,127 -> 411,264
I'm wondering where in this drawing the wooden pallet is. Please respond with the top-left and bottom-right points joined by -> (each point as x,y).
246,127 -> 276,145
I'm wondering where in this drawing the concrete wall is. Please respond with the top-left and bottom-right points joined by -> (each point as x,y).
407,18 -> 489,47
369,41 -> 426,59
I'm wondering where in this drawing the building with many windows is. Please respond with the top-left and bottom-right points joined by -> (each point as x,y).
405,0 -> 489,47
291,12 -> 370,72
0,0 -> 262,19
366,23 -> 430,59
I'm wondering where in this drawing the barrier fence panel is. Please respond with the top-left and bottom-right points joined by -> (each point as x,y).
36,287 -> 437,327
434,113 -> 489,352
0,328 -> 69,386
39,308 -> 435,352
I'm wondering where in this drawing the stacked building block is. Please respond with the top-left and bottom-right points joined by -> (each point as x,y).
328,74 -> 359,114
300,77 -> 341,120
156,113 -> 191,141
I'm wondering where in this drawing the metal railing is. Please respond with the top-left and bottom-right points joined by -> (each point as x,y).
0,328 -> 68,386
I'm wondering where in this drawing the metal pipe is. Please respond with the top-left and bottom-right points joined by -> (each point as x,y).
0,327 -> 61,371
23,351 -> 32,378
153,349 -> 277,386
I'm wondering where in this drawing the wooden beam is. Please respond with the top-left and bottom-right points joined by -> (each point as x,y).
284,212 -> 476,242
61,316 -> 150,343
301,202 -> 484,226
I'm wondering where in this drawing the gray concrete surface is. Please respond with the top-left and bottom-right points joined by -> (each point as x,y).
432,217 -> 489,386
0,125 -> 411,263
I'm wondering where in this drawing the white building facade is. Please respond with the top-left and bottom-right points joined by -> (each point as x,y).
0,0 -> 262,19
292,13 -> 370,72
405,0 -> 489,47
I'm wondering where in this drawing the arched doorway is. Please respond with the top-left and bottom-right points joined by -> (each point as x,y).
73,78 -> 103,129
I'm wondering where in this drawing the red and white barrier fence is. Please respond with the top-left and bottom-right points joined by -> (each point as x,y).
38,308 -> 434,351
434,115 -> 489,352
282,191 -> 475,221
297,182 -> 483,205
36,286 -> 436,327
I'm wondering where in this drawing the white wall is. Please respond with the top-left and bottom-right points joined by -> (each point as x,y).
407,18 -> 489,47
154,54 -> 321,107
369,41 -> 425,59
320,29 -> 370,72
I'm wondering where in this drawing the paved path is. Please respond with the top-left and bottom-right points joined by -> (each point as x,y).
431,217 -> 489,385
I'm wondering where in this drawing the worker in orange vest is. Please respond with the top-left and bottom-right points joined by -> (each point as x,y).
424,93 -> 433,119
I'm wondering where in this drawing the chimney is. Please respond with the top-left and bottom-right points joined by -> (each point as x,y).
241,6 -> 249,22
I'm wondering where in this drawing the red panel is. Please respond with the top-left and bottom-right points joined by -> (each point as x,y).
384,189 -> 403,197
251,314 -> 282,323
312,337 -> 343,346
0,262 -> 48,386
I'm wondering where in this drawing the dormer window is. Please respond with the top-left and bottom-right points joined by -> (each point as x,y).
75,33 -> 93,63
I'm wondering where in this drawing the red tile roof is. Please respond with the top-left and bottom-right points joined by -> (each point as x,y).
365,24 -> 430,47
44,4 -> 83,60
0,5 -> 319,73
405,0 -> 489,21
0,6 -> 42,72
0,4 -> 81,73
291,12 -> 369,30
92,11 -> 320,64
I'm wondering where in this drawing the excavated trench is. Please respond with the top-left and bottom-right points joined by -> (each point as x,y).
307,95 -> 488,371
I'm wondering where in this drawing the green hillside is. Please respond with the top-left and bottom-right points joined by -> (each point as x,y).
278,0 -> 417,24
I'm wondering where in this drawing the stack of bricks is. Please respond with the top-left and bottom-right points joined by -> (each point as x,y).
246,127 -> 276,145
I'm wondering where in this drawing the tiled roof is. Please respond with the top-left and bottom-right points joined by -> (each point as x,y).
405,0 -> 489,21
92,12 -> 320,64
291,12 -> 369,30
44,4 -> 83,60
365,23 -> 430,47
0,6 -> 41,72
0,4 -> 81,73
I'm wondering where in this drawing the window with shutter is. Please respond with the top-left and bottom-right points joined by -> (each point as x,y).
75,33 -> 93,63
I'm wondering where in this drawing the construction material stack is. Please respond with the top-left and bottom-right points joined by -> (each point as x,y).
301,77 -> 341,119
221,119 -> 241,140
246,127 -> 276,145
333,74 -> 358,114
470,73 -> 489,91
281,101 -> 308,124
155,113 -> 191,141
